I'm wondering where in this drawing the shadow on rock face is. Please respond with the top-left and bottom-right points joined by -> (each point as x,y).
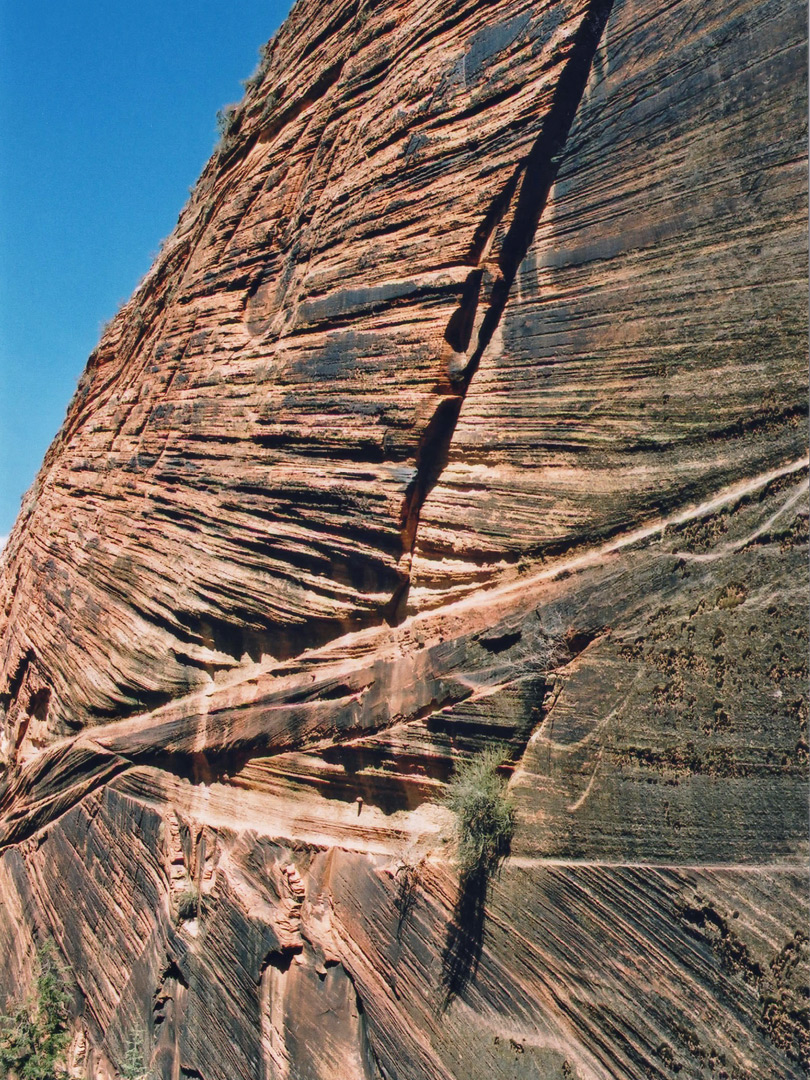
440,864 -> 489,1009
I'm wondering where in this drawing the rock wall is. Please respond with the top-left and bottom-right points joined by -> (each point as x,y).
0,0 -> 807,1077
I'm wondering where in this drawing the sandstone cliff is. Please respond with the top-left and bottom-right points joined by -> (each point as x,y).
0,0 -> 807,1077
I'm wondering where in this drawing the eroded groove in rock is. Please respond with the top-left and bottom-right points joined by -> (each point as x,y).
392,0 -> 614,619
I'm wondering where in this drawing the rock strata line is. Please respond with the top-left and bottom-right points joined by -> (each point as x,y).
1,454 -> 803,850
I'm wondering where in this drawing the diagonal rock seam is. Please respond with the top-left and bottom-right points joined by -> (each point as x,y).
389,0 -> 615,622
2,456 -> 806,851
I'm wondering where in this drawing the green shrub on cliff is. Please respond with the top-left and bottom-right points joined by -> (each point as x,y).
445,746 -> 515,879
0,940 -> 71,1079
175,885 -> 199,922
120,1027 -> 153,1080
215,104 -> 238,138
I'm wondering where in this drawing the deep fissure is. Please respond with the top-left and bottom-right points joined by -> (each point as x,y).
389,0 -> 615,623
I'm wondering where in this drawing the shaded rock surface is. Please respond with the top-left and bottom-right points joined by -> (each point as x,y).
0,0 -> 807,1078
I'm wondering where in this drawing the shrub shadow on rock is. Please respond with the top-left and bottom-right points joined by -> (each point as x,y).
440,747 -> 515,1008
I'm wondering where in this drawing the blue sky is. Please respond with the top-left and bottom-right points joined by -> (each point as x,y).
0,0 -> 293,540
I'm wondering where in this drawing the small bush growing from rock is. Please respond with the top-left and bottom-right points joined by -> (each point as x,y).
216,105 -> 238,139
176,886 -> 199,922
440,747 -> 515,1005
260,90 -> 281,125
445,746 -> 515,879
0,939 -> 71,1079
242,55 -> 269,94
215,105 -> 241,155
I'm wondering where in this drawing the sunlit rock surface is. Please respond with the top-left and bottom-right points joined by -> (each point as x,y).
0,0 -> 807,1077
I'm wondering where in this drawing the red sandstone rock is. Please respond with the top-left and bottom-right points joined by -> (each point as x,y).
0,0 -> 807,1077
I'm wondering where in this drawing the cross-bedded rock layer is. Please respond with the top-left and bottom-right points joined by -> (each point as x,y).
0,0 -> 807,1077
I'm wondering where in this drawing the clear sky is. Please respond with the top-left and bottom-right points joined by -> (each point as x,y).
0,0 -> 294,541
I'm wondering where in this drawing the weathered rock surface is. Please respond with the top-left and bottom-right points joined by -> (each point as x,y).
0,0 -> 807,1077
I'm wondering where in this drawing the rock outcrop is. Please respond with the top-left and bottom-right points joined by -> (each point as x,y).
0,0 -> 807,1077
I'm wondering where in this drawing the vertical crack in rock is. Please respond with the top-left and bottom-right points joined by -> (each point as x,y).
389,0 -> 614,622
153,958 -> 189,1080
